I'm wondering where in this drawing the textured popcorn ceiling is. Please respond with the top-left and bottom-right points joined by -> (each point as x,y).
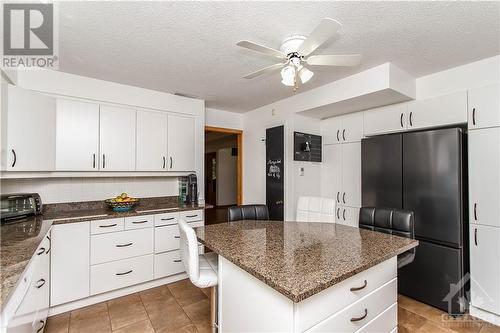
57,1 -> 500,112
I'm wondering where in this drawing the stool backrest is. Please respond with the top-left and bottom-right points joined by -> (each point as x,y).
178,218 -> 200,283
358,207 -> 414,239
227,204 -> 269,222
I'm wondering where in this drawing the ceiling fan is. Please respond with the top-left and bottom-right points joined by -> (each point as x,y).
237,18 -> 361,90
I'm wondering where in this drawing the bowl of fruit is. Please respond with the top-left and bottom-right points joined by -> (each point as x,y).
105,193 -> 139,212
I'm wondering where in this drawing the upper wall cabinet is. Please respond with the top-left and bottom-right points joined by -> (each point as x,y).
56,99 -> 100,171
4,85 -> 56,171
136,110 -> 168,171
468,83 -> 500,130
364,103 -> 408,136
321,112 -> 363,144
168,115 -> 195,171
406,91 -> 467,130
99,106 -> 137,171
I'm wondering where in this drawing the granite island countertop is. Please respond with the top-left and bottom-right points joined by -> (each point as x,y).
1,196 -> 213,309
195,220 -> 418,303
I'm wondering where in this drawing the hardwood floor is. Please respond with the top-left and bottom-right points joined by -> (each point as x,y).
46,280 -> 500,333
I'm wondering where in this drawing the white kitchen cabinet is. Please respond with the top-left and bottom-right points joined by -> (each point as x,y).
4,84 -> 56,171
50,222 -> 90,306
99,105 -> 136,171
56,99 -> 100,171
407,91 -> 467,130
336,205 -> 360,227
469,128 -> 500,228
321,144 -> 342,199
341,142 -> 362,207
470,224 -> 500,316
321,117 -> 343,145
154,251 -> 185,279
136,110 -> 168,171
363,103 -> 408,136
167,115 -> 195,171
468,83 -> 500,130
341,112 -> 364,143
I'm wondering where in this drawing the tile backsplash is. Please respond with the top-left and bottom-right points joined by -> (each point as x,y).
0,177 -> 178,204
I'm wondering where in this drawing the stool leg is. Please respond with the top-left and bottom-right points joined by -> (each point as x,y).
210,286 -> 217,332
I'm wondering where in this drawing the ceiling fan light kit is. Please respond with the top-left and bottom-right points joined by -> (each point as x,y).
237,18 -> 362,90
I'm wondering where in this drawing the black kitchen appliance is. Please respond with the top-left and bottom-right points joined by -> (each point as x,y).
186,173 -> 198,205
1,193 -> 42,223
361,127 -> 468,314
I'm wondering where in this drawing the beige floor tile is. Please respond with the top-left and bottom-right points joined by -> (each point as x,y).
200,288 -> 211,298
398,295 -> 447,323
107,293 -> 148,330
45,312 -> 70,333
441,314 -> 483,333
156,323 -> 199,333
112,319 -> 155,333
479,324 -> 500,333
168,279 -> 208,307
417,322 -> 451,333
182,299 -> 211,333
69,302 -> 111,333
399,306 -> 428,332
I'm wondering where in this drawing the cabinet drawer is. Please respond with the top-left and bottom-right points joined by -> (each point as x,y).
90,254 -> 153,295
155,212 -> 179,226
91,218 -> 124,234
125,215 -> 154,230
357,302 -> 397,333
180,210 -> 203,222
155,224 -> 180,253
154,251 -> 185,279
91,228 -> 153,265
297,257 -> 396,332
306,278 -> 397,333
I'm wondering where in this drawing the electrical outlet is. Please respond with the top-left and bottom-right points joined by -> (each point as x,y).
299,167 -> 305,176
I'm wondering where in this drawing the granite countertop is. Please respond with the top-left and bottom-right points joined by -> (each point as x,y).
0,196 -> 213,310
195,220 -> 418,303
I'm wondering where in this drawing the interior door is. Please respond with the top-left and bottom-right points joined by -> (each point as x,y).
136,110 -> 168,171
168,115 -> 195,171
205,152 -> 217,206
99,105 -> 136,171
56,99 -> 99,171
341,142 -> 361,207
266,125 -> 284,221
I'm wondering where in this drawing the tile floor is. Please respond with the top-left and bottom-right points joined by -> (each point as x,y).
46,279 -> 500,333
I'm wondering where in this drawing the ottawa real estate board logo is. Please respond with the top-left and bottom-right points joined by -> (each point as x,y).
2,2 -> 59,69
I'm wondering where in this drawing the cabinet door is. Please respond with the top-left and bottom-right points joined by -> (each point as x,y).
469,128 -> 500,228
321,116 -> 342,145
364,103 -> 407,136
341,112 -> 363,143
136,110 -> 168,171
5,85 -> 56,171
99,105 -> 136,171
338,205 -> 360,227
341,142 -> 362,207
468,84 -> 500,129
470,224 -> 500,315
167,115 -> 195,171
50,222 -> 90,306
56,99 -> 99,171
321,144 -> 342,204
407,91 -> 467,130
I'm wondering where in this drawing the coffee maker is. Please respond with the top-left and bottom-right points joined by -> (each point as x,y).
186,173 -> 198,205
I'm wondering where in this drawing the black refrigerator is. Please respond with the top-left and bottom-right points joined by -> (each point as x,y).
362,127 -> 468,314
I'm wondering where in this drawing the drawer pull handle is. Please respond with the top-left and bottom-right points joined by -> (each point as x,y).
36,320 -> 45,333
174,236 -> 180,239
132,220 -> 148,224
37,247 -> 46,255
35,278 -> 46,289
186,215 -> 198,218
350,309 -> 368,322
100,223 -> 118,228
116,242 -> 133,247
116,270 -> 133,276
161,217 -> 175,221
350,280 -> 367,292
173,259 -> 182,263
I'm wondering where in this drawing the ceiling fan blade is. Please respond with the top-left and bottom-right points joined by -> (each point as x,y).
237,40 -> 286,59
306,54 -> 362,67
242,63 -> 285,79
298,18 -> 342,57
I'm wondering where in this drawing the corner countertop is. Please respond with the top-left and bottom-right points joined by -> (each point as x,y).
195,220 -> 418,303
0,197 -> 212,310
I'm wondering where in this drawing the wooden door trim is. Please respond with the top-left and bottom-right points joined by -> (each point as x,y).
205,126 -> 243,205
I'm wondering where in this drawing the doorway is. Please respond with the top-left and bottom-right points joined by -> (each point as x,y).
204,126 -> 243,224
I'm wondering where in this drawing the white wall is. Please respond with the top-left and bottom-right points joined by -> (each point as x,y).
216,148 -> 237,206
205,108 -> 243,130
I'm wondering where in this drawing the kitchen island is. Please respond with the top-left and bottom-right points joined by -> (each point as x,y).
195,220 -> 418,333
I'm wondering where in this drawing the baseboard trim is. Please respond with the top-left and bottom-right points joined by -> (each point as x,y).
48,273 -> 188,316
470,305 -> 500,326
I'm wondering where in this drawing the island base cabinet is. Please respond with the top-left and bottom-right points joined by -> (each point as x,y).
154,251 -> 184,279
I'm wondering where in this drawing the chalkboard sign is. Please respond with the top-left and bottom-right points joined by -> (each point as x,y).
266,126 -> 284,221
294,131 -> 322,162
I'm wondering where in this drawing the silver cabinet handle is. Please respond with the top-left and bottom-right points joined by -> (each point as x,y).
11,149 -> 16,168
174,236 -> 180,239
116,270 -> 133,276
350,280 -> 367,292
46,235 -> 51,254
170,156 -> 173,169
474,228 -> 478,246
116,242 -> 133,247
163,156 -> 166,169
35,278 -> 46,289
99,223 -> 117,228
173,259 -> 182,263
102,154 -> 106,169
343,209 -> 346,221
472,108 -> 476,126
132,220 -> 148,224
37,247 -> 46,255
186,215 -> 197,218
336,192 -> 340,203
400,113 -> 404,127
350,309 -> 368,322
342,192 -> 346,204
409,112 -> 413,127
161,217 -> 174,221
342,129 -> 346,141
93,153 -> 96,169
474,203 -> 477,221
336,130 -> 340,142
336,208 -> 340,219
36,320 -> 45,333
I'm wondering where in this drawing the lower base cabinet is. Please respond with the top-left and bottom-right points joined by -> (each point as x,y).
336,205 -> 360,227
154,251 -> 184,279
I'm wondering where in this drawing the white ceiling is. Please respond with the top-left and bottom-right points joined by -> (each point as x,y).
57,1 -> 500,113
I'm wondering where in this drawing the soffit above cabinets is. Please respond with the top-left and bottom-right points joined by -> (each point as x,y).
297,63 -> 416,119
